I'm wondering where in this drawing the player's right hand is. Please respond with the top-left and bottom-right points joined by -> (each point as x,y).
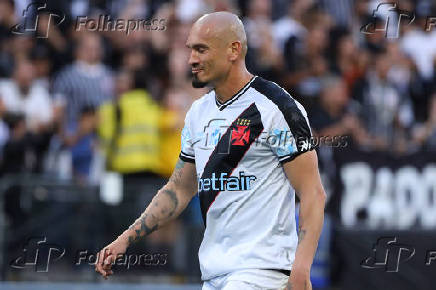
95,236 -> 129,279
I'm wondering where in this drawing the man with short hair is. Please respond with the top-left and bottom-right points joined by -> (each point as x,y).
52,32 -> 113,180
96,12 -> 325,290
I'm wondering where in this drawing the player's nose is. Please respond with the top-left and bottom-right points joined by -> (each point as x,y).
188,51 -> 200,66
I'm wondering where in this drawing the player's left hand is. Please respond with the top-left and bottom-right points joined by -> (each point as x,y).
285,267 -> 312,290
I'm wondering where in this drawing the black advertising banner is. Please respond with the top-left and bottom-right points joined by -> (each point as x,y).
335,228 -> 436,290
329,148 -> 436,229
327,148 -> 436,289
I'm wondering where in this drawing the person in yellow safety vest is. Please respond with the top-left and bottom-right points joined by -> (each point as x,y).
98,71 -> 163,176
159,108 -> 182,177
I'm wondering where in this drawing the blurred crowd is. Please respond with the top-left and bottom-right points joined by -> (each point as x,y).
0,0 -> 435,184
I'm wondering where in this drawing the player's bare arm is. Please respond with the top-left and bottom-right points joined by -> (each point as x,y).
95,158 -> 197,278
283,150 -> 326,290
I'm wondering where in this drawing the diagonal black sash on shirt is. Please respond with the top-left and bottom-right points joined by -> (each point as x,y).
198,103 -> 264,226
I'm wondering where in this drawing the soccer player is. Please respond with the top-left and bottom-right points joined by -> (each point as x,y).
95,12 -> 326,290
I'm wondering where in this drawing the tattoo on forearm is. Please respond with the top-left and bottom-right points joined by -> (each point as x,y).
127,213 -> 158,245
162,189 -> 179,217
175,158 -> 185,170
125,159 -> 185,247
126,188 -> 180,246
298,224 -> 307,245
169,159 -> 185,185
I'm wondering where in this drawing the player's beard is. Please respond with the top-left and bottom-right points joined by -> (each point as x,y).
192,73 -> 208,88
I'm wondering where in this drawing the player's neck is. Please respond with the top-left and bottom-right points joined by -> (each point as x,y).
214,68 -> 253,104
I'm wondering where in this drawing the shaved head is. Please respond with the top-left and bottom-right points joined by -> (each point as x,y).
193,12 -> 247,57
186,12 -> 248,88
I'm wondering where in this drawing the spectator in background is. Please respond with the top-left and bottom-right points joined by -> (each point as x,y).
98,69 -> 161,178
272,0 -> 312,52
11,35 -> 35,62
122,46 -> 148,72
309,76 -> 369,242
400,6 -> 436,82
317,0 -> 354,28
283,18 -> 331,106
52,32 -> 113,181
413,93 -> 436,150
385,42 -> 413,95
30,45 -> 52,90
244,0 -> 283,81
330,31 -> 369,91
35,12 -> 68,70
0,0 -> 16,77
1,113 -> 29,257
70,106 -> 97,181
98,69 -> 180,264
0,60 -> 53,134
350,0 -> 371,46
0,113 -> 27,174
400,9 -> 436,122
310,76 -> 368,146
352,50 -> 414,152
0,59 -> 54,171
0,0 -> 15,37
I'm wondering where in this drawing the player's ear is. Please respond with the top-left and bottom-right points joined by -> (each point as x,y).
228,41 -> 241,62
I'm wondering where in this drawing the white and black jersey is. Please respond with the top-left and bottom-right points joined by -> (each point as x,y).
179,76 -> 314,281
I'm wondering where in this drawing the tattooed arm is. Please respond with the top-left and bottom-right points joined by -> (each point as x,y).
95,158 -> 197,278
283,150 -> 326,290
120,158 -> 197,245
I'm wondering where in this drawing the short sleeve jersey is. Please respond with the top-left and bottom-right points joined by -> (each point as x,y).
179,76 -> 314,280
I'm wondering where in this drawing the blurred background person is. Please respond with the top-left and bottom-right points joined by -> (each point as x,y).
98,69 -> 161,179
0,0 -> 17,77
413,93 -> 436,150
310,76 -> 368,147
97,68 -> 183,271
0,60 -> 53,134
52,32 -> 113,182
352,49 -> 414,152
282,7 -> 333,106
244,0 -> 284,81
0,59 -> 53,172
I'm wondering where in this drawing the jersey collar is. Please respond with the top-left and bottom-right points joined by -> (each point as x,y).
215,76 -> 257,111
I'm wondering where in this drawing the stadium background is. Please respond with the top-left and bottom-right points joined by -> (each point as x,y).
0,0 -> 435,289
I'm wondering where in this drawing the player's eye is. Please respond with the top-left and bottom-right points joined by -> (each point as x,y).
189,44 -> 208,55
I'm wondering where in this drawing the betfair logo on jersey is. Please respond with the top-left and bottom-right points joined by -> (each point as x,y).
198,172 -> 256,192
